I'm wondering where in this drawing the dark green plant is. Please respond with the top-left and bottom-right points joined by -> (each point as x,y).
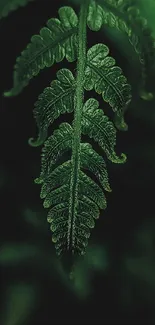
2,0 -> 155,261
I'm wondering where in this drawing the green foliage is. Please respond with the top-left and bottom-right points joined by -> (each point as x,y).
70,244 -> 108,298
88,0 -> 155,100
81,98 -> 127,162
0,0 -> 35,19
0,244 -> 38,265
29,69 -> 75,146
3,1 -> 135,258
85,43 -> 131,130
125,220 -> 155,286
4,6 -> 78,96
33,92 -> 127,255
1,283 -> 36,325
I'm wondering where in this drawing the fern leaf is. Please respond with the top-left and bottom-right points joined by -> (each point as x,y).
39,161 -> 72,198
35,122 -> 103,255
0,0 -> 34,19
40,160 -> 106,210
39,159 -> 107,211
87,0 -> 103,31
4,6 -> 78,97
28,68 -> 75,146
35,122 -> 73,182
85,44 -> 132,131
81,98 -> 126,163
35,123 -> 107,255
35,95 -> 126,255
80,142 -> 111,192
79,171 -> 107,210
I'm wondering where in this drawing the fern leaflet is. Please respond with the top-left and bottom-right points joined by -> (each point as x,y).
29,68 -> 75,146
4,6 -> 78,96
85,43 -> 132,131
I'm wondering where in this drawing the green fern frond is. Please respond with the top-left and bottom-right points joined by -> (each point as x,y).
0,0 -> 35,19
28,68 -> 75,146
35,96 -> 126,255
85,43 -> 132,131
35,122 -> 98,255
36,131 -> 103,255
29,41 -> 131,147
4,2 -> 132,259
4,6 -> 78,97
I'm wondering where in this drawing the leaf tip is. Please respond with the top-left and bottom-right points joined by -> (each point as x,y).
3,86 -> 22,97
114,113 -> 128,132
28,132 -> 47,147
34,177 -> 43,184
105,185 -> 112,192
43,200 -> 50,209
119,153 -> 127,163
110,152 -> 127,164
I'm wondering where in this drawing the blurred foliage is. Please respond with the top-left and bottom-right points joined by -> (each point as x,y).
137,0 -> 155,34
125,219 -> 155,287
1,283 -> 36,325
0,0 -> 35,20
70,245 -> 108,299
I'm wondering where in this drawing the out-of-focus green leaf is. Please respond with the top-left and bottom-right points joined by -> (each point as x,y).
69,245 -> 108,299
125,220 -> 155,287
1,283 -> 36,325
23,208 -> 48,233
137,0 -> 155,35
0,0 -> 35,19
0,244 -> 39,265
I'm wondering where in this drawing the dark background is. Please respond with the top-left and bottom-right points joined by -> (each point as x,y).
0,1 -> 155,324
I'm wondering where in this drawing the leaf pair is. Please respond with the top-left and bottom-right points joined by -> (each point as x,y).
28,43 -> 131,148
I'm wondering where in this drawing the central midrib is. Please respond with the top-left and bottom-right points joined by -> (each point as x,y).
67,2 -> 89,253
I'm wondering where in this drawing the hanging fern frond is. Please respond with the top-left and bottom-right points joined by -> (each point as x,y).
0,0 -> 35,19
4,2 -> 133,261
35,98 -> 126,255
85,43 -> 132,131
28,38 -> 130,257
88,0 -> 155,100
4,6 -> 78,97
28,68 -> 75,146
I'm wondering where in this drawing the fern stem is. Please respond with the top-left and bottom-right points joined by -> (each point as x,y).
68,1 -> 89,253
